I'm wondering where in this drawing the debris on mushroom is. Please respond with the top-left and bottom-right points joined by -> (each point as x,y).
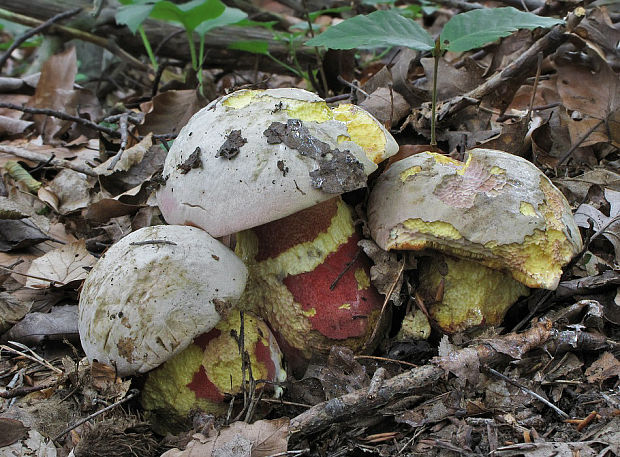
78,225 -> 247,377
417,255 -> 529,333
141,310 -> 285,432
368,149 -> 583,290
235,197 -> 385,373
157,88 -> 399,237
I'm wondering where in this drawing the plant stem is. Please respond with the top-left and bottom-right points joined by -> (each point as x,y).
139,25 -> 158,72
430,37 -> 441,146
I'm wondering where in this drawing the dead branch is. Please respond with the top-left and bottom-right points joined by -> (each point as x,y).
556,270 -> 620,298
0,144 -> 98,177
0,102 -> 119,137
440,21 -> 578,120
290,321 -> 553,438
0,0 -> 315,74
0,7 -> 81,72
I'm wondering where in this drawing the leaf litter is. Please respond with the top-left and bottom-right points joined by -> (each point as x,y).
0,2 -> 618,457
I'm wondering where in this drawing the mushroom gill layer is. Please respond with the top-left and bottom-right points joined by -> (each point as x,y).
368,149 -> 583,289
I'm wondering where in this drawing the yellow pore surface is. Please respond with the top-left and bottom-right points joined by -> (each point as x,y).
420,256 -> 529,333
222,90 -> 387,164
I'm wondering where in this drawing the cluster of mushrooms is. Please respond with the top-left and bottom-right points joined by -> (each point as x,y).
78,88 -> 582,430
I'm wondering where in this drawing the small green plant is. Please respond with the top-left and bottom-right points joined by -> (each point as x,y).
115,0 -> 247,93
307,7 -> 563,144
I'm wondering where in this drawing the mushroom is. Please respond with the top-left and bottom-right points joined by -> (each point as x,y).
156,88 -> 398,237
235,197 -> 385,372
368,149 -> 583,333
78,225 -> 247,376
141,310 -> 285,432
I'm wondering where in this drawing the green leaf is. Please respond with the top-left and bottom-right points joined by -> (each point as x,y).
306,10 -> 434,50
149,0 -> 226,32
195,7 -> 247,36
115,4 -> 155,33
229,40 -> 270,55
441,7 -> 564,52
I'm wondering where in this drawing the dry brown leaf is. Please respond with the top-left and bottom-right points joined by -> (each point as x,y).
0,417 -> 29,447
47,169 -> 93,214
161,418 -> 289,457
0,291 -> 31,333
305,346 -> 369,400
555,50 -> 619,147
585,352 -> 620,384
2,304 -> 78,345
29,47 -> 78,141
37,186 -> 59,213
435,336 -> 480,384
94,133 -> 153,176
138,89 -> 207,136
25,239 -> 96,288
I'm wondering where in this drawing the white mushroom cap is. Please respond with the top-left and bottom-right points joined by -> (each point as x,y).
368,149 -> 583,290
78,225 -> 247,376
157,88 -> 398,237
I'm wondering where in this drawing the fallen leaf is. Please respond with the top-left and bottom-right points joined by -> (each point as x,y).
47,169 -> 92,214
138,90 -> 207,137
161,418 -> 289,457
0,418 -> 30,447
0,218 -> 50,251
305,346 -> 369,400
575,188 -> 620,262
358,239 -> 406,305
94,133 -> 153,176
435,336 -> 480,384
585,352 -> 620,384
2,305 -> 78,345
25,239 -> 97,288
0,291 -> 31,333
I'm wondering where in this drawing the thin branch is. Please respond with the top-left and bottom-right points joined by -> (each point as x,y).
486,366 -> 569,418
0,102 -> 120,137
0,144 -> 97,177
52,389 -> 139,442
0,7 -> 82,72
0,7 -> 148,71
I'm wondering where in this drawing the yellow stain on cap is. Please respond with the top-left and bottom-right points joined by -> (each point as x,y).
519,201 -> 537,217
222,90 -> 261,109
332,104 -> 386,163
400,165 -> 422,182
402,219 -> 463,241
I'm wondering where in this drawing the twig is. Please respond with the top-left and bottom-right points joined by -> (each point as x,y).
511,289 -> 553,332
0,102 -> 120,137
525,53 -> 543,124
107,114 -> 129,170
265,450 -> 310,457
0,265 -> 64,286
1,343 -> 63,374
0,144 -> 97,177
557,118 -> 606,166
0,7 -> 81,72
354,355 -> 418,369
363,260 -> 405,352
0,7 -> 148,71
129,240 -> 177,246
290,320 -> 553,438
441,22 -> 578,121
0,380 -> 59,398
300,0 -> 328,97
52,389 -> 139,442
486,366 -> 569,418
330,249 -> 361,290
